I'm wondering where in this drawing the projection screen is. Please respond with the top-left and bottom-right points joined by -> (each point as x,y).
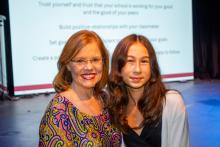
8,0 -> 193,95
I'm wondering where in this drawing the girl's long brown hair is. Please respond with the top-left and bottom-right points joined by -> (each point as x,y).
107,34 -> 166,133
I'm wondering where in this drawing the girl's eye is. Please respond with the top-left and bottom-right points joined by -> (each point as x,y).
127,59 -> 135,63
141,60 -> 149,63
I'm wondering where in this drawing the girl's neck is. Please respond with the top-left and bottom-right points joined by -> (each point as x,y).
127,87 -> 144,105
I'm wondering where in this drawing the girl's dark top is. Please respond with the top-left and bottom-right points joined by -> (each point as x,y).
123,117 -> 162,147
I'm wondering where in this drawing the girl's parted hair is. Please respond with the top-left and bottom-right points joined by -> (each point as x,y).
107,34 -> 166,133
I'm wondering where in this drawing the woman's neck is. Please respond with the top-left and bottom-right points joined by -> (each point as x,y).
71,83 -> 94,100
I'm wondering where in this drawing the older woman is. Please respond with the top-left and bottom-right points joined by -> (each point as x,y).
39,30 -> 121,147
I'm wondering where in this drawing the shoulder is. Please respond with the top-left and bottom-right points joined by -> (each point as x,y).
40,94 -> 71,127
165,90 -> 185,107
163,90 -> 186,117
39,94 -> 74,146
51,94 -> 69,107
43,94 -> 70,116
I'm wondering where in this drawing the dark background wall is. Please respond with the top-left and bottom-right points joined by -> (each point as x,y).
193,0 -> 220,79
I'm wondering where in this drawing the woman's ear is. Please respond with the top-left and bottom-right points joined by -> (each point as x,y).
66,64 -> 71,71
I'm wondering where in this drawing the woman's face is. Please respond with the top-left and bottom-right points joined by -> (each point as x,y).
67,41 -> 103,90
121,42 -> 151,90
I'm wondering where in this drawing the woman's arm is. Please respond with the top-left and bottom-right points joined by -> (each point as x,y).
39,100 -> 73,147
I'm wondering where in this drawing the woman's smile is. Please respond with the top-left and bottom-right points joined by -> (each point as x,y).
81,73 -> 96,80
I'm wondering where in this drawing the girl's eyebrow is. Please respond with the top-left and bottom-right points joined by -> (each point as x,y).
127,55 -> 149,58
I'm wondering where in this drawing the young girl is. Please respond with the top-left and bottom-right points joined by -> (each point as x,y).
107,34 -> 189,147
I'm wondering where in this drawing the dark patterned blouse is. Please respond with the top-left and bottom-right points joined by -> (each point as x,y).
39,94 -> 121,147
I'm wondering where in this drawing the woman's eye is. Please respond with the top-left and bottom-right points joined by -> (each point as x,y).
75,59 -> 85,64
92,58 -> 100,63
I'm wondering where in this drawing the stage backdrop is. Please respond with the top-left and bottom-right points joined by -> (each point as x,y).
8,0 -> 193,95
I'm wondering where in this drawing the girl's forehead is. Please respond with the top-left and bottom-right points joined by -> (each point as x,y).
127,43 -> 149,57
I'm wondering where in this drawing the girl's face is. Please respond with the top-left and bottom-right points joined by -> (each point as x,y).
121,42 -> 151,90
67,41 -> 103,90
